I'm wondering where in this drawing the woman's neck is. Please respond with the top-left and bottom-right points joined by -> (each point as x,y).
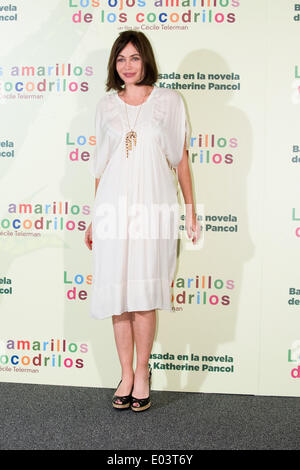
119,84 -> 154,105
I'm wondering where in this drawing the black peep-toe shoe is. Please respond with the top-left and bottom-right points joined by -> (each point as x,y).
130,367 -> 152,412
112,379 -> 133,410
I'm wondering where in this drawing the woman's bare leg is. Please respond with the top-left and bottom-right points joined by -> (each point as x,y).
112,311 -> 135,404
131,309 -> 156,406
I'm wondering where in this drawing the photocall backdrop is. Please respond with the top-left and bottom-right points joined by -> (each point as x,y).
0,0 -> 299,397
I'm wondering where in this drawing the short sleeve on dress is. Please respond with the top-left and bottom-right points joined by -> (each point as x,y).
163,91 -> 191,169
88,97 -> 111,178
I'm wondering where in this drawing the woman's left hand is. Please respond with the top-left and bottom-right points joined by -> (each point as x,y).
185,206 -> 201,244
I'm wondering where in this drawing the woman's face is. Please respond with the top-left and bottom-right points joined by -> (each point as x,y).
116,42 -> 144,86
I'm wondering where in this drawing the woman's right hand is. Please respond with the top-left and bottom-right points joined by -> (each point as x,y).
85,222 -> 93,250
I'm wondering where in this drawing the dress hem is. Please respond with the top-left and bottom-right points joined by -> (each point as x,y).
90,304 -> 174,320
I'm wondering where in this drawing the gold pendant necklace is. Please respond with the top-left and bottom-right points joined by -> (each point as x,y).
122,89 -> 152,158
125,103 -> 142,159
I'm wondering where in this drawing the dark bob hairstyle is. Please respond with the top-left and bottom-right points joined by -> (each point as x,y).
106,30 -> 158,92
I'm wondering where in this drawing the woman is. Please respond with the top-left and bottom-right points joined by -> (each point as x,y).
85,30 -> 200,412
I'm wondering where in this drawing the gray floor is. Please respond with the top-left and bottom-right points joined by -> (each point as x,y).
0,381 -> 298,450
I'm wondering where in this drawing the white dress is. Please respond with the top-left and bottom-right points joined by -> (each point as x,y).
89,86 -> 190,320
